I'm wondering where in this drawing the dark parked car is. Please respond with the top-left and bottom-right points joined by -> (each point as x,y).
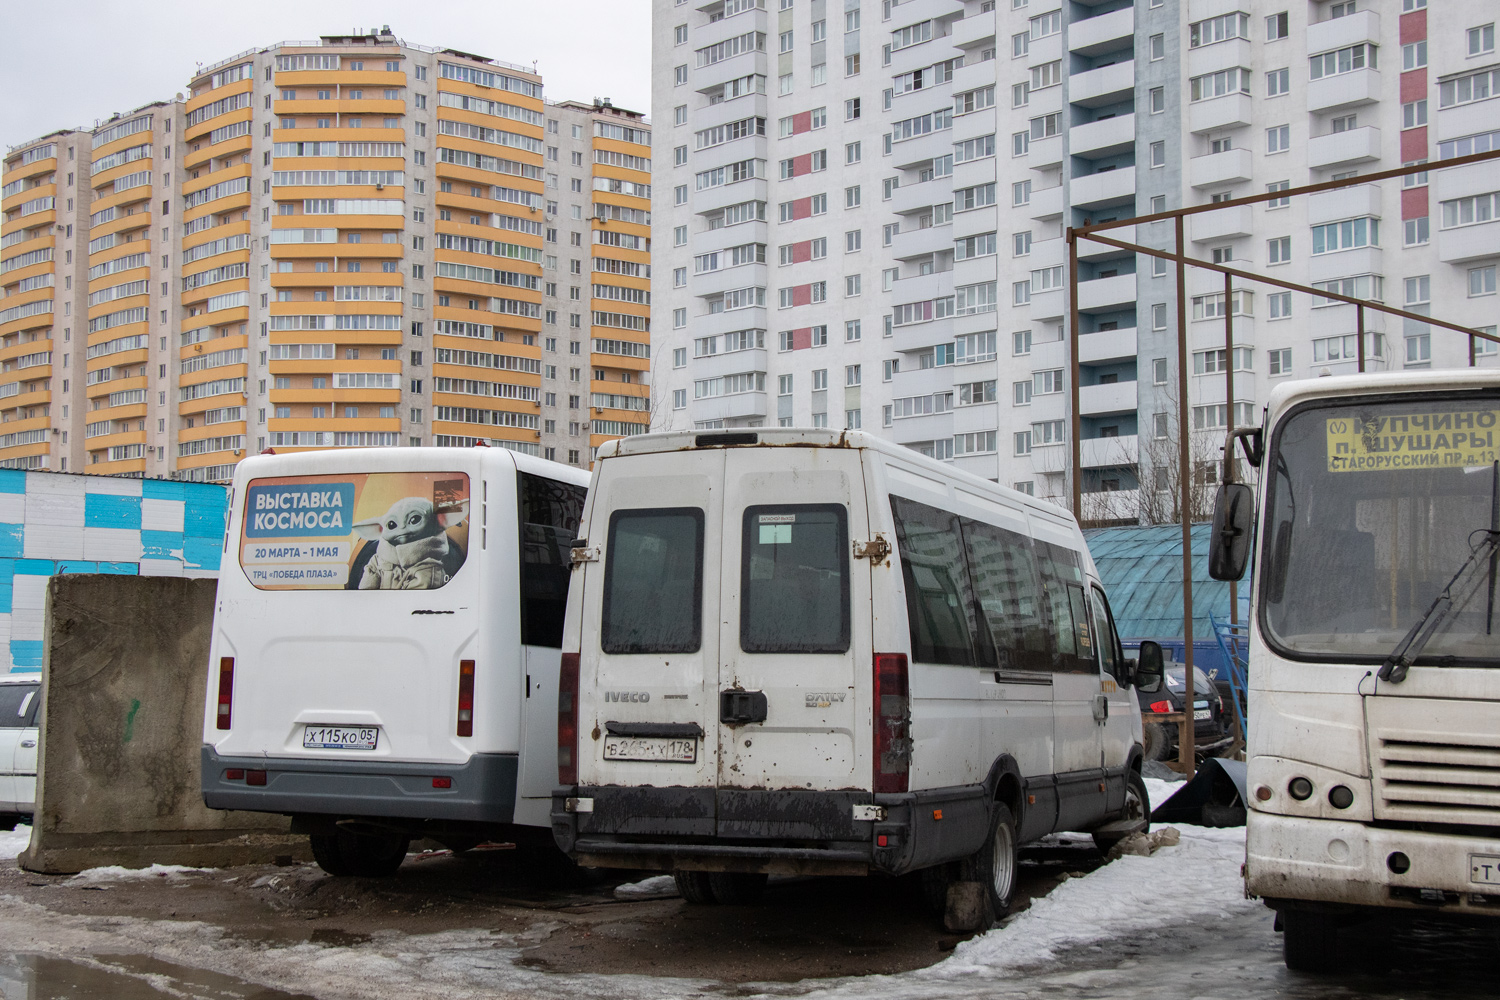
1141,664 -> 1233,761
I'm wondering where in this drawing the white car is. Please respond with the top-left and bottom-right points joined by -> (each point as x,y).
0,675 -> 40,821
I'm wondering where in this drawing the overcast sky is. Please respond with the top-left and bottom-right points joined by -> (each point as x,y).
1,0 -> 653,151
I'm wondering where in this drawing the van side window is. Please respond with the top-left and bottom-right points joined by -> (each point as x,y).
890,496 -> 978,665
1090,585 -> 1124,681
741,504 -> 850,653
961,518 -> 1051,672
519,473 -> 587,648
1036,543 -> 1094,673
602,508 -> 705,654
0,685 -> 37,727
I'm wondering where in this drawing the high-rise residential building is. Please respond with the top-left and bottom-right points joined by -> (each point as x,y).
0,28 -> 650,480
654,0 -> 1498,519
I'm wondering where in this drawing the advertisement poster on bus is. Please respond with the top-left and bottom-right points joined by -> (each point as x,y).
240,472 -> 469,590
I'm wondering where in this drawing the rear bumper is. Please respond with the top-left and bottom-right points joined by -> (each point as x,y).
550,783 -> 992,876
201,746 -> 518,824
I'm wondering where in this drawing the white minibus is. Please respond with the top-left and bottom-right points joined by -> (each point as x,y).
551,429 -> 1161,916
201,447 -> 587,876
1209,370 -> 1500,970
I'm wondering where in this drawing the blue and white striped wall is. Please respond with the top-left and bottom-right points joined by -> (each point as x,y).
0,470 -> 228,673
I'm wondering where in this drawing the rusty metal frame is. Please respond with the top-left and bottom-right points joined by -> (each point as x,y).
1064,148 -> 1500,776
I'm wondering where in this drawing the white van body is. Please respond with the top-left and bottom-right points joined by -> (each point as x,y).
552,430 -> 1150,882
201,447 -> 587,850
0,676 -> 40,818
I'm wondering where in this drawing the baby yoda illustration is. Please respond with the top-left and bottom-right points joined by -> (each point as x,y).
351,496 -> 469,590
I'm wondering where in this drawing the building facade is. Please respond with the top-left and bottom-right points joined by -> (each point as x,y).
0,29 -> 651,480
653,0 -> 1498,518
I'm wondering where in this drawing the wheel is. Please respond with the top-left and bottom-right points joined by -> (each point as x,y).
1094,770 -> 1152,854
961,802 -> 1019,921
310,829 -> 409,877
708,871 -> 767,904
1282,908 -> 1341,973
673,869 -> 717,904
1142,722 -> 1173,762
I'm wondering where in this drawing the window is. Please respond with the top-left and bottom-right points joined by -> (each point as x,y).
1014,431 -> 1032,456
1405,275 -> 1431,307
846,320 -> 862,341
1152,303 -> 1168,330
846,141 -> 862,164
1152,358 -> 1169,384
1013,330 -> 1032,356
741,504 -> 850,653
1312,274 -> 1383,305
1012,180 -> 1031,206
1267,180 -> 1290,208
1012,379 -> 1033,406
1311,44 -> 1377,79
1032,420 -> 1065,446
1402,100 -> 1427,130
1149,87 -> 1165,113
1013,32 -> 1029,57
1191,67 -> 1251,101
1190,12 -> 1249,47
1029,10 -> 1061,38
1149,34 -> 1164,60
1331,114 -> 1358,134
1312,333 -> 1383,363
1034,369 -> 1064,395
1404,217 -> 1430,246
1030,62 -> 1061,90
674,347 -> 687,368
1013,281 -> 1031,305
1266,68 -> 1290,96
1269,291 -> 1292,318
1471,266 -> 1498,297
845,185 -> 861,208
602,509 -> 704,654
1266,11 -> 1289,40
675,65 -> 688,85
1267,348 -> 1292,375
1440,192 -> 1500,230
1145,140 -> 1165,168
845,274 -> 862,296
1311,217 -> 1378,254
1267,124 -> 1291,153
1468,24 -> 1495,57
1401,41 -> 1425,71
1406,333 -> 1431,366
812,369 -> 828,390
673,389 -> 687,409
1267,236 -> 1291,264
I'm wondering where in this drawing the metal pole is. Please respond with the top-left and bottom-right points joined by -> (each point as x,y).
1175,216 -> 1196,776
1471,334 -> 1478,368
1224,272 -> 1236,627
1068,229 -> 1082,522
1357,304 -> 1366,374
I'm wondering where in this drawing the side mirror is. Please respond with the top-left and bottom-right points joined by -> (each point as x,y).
1208,482 -> 1255,581
1135,640 -> 1165,694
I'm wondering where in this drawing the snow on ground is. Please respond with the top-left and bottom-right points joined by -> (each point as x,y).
613,874 -> 679,899
70,864 -> 208,882
0,825 -> 29,860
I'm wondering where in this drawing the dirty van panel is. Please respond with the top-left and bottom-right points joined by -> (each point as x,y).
717,451 -> 869,791
583,460 -> 724,790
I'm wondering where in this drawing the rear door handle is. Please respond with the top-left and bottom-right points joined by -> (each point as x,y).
20,740 -> 36,748
719,690 -> 768,725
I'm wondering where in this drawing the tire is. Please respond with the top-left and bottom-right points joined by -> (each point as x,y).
310,829 -> 409,877
673,869 -> 717,904
708,871 -> 767,904
1142,722 -> 1173,762
961,802 -> 1019,921
1282,908 -> 1341,973
1093,770 -> 1152,854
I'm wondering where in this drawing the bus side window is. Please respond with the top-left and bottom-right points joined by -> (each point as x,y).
961,516 -> 1052,672
890,496 -> 979,666
1036,543 -> 1093,673
1090,586 -> 1124,681
519,474 -> 587,648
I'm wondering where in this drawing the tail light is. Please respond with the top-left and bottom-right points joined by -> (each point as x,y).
558,653 -> 580,785
456,659 -> 475,737
873,653 -> 910,794
215,657 -> 234,730
1149,700 -> 1172,713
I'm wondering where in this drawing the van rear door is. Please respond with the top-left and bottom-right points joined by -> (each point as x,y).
715,447 -> 868,792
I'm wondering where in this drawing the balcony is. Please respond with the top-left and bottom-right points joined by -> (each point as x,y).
1030,235 -> 1065,270
1307,9 -> 1380,54
891,128 -> 959,170
1189,205 -> 1253,242
1189,148 -> 1254,190
1080,379 -> 1138,416
1070,167 -> 1136,210
1070,113 -> 1135,159
1030,288 -> 1065,321
1079,327 -> 1137,364
693,349 -> 769,381
692,262 -> 769,298
890,411 -> 955,446
891,223 -> 953,261
1069,60 -> 1135,108
950,12 -> 997,51
1307,69 -> 1381,113
1433,161 -> 1498,204
1438,221 -> 1500,264
1078,224 -> 1135,262
890,363 -> 958,399
1187,40 -> 1252,81
890,178 -> 948,217
1029,184 -> 1065,220
1077,273 -> 1136,312
1306,247 -> 1382,284
1069,6 -> 1133,55
1306,183 -> 1382,226
1188,94 -> 1254,135
1081,434 -> 1139,469
1031,443 -> 1070,474
1308,126 -> 1382,169
691,390 -> 767,422
1029,133 -> 1063,171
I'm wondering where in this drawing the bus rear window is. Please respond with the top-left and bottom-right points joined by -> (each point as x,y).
741,504 -> 850,653
240,472 -> 469,591
519,473 -> 586,648
602,508 -> 704,654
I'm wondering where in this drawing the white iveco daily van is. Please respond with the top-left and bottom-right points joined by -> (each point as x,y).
202,447 -> 587,876
552,429 -> 1161,914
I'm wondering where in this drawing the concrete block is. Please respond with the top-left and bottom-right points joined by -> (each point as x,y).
944,880 -> 989,933
19,575 -> 297,874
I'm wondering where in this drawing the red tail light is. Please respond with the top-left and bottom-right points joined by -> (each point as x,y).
558,652 -> 580,785
1150,700 -> 1172,713
873,652 -> 910,794
456,659 -> 475,737
215,657 -> 234,730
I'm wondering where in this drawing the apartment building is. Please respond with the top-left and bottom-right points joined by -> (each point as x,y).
0,28 -> 651,480
654,0 -> 1499,518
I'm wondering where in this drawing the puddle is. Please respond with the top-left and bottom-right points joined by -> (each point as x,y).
306,928 -> 372,948
0,954 -> 318,999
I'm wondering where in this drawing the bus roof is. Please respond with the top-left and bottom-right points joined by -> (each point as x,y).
1265,370 -> 1500,426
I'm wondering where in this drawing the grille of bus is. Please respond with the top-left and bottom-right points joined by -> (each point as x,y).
1374,737 -> 1500,826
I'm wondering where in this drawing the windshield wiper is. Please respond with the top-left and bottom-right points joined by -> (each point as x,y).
1380,462 -> 1500,683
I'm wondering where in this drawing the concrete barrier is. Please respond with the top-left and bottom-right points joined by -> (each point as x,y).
19,575 -> 307,874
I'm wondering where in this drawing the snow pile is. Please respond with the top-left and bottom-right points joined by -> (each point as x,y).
0,824 -> 31,861
613,875 -> 679,899
933,822 -> 1251,979
71,864 -> 208,882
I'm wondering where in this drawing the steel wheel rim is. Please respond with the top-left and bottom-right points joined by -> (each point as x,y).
991,820 -> 1015,901
1123,783 -> 1145,824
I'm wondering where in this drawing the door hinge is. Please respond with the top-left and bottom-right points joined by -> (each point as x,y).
569,544 -> 599,566
853,533 -> 891,563
1092,693 -> 1110,724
